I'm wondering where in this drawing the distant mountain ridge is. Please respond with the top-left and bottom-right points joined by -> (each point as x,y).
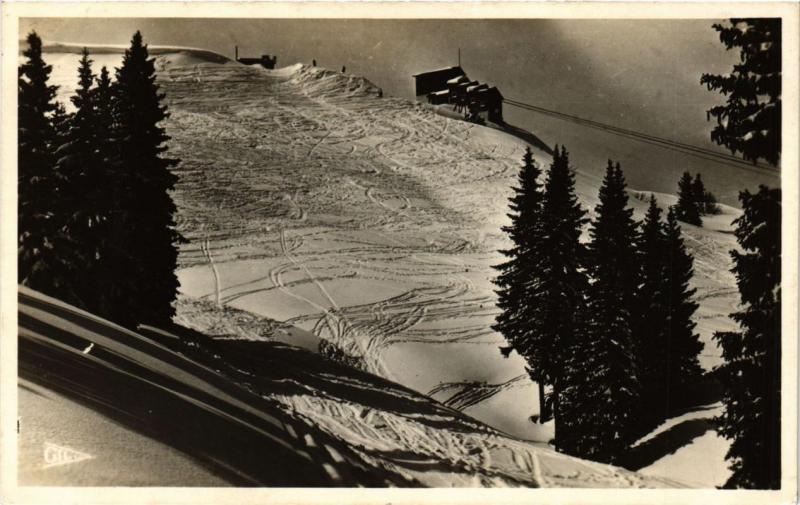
20,39 -> 232,64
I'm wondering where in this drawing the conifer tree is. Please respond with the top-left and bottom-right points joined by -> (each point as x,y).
53,49 -> 117,314
692,173 -> 721,215
535,145 -> 588,448
691,173 -> 707,212
51,102 -> 71,145
106,31 -> 182,328
663,208 -> 704,401
674,171 -> 702,226
701,19 -> 781,166
18,31 -> 78,303
714,186 -> 781,489
634,195 -> 670,427
91,66 -> 117,221
560,161 -> 640,464
55,50 -> 97,267
493,148 -> 550,419
702,189 -> 721,216
93,66 -> 114,146
78,65 -> 119,318
634,199 -> 703,431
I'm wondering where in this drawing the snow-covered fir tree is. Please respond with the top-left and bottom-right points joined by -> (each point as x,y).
633,195 -> 670,428
92,66 -> 115,154
691,173 -> 707,213
51,102 -> 71,146
493,148 -> 552,420
52,48 -> 108,312
560,161 -> 640,465
106,31 -> 183,328
701,19 -> 781,166
674,171 -> 702,226
692,173 -> 720,215
537,146 -> 589,445
714,186 -> 781,489
18,31 -> 80,304
80,64 -> 120,319
662,207 -> 704,405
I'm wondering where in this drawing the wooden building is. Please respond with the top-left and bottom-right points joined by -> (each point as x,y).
476,87 -> 504,123
413,65 -> 504,124
412,66 -> 465,97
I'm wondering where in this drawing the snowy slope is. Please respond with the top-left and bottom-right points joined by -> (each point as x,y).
164,62 -> 553,443
18,286 -> 379,486
19,285 -> 685,487
39,45 -> 754,486
27,41 -> 234,111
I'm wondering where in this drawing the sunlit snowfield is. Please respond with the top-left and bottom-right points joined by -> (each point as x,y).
41,44 -> 766,487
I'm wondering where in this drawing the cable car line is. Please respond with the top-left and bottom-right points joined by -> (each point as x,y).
504,98 -> 775,175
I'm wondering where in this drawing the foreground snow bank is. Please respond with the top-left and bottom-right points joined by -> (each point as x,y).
18,286 -> 375,486
19,286 -> 684,487
165,300 -> 689,487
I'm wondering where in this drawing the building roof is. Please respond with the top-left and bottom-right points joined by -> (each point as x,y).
447,75 -> 469,85
466,84 -> 488,93
478,86 -> 505,101
412,66 -> 464,78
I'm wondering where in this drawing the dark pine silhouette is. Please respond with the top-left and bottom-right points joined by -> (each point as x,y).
662,208 -> 704,407
691,173 -> 707,214
18,31 -> 79,304
493,148 -> 551,420
82,65 -> 120,320
714,186 -> 781,489
106,31 -> 183,328
51,102 -> 71,145
692,173 -> 721,216
537,145 -> 588,445
560,161 -> 640,465
52,48 -> 110,313
634,198 -> 703,435
674,171 -> 702,226
634,195 -> 670,429
701,19 -> 781,167
93,66 -> 115,162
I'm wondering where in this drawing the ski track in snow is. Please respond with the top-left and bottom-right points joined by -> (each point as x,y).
59,59 -> 737,482
200,233 -> 222,307
271,390 -> 681,488
428,374 -> 530,411
159,61 -> 741,437
165,63 -> 526,407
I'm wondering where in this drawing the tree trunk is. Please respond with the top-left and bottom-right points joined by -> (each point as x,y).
538,382 -> 548,423
552,379 -> 560,452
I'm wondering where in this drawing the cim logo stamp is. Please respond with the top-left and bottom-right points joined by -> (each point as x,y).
42,442 -> 94,469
